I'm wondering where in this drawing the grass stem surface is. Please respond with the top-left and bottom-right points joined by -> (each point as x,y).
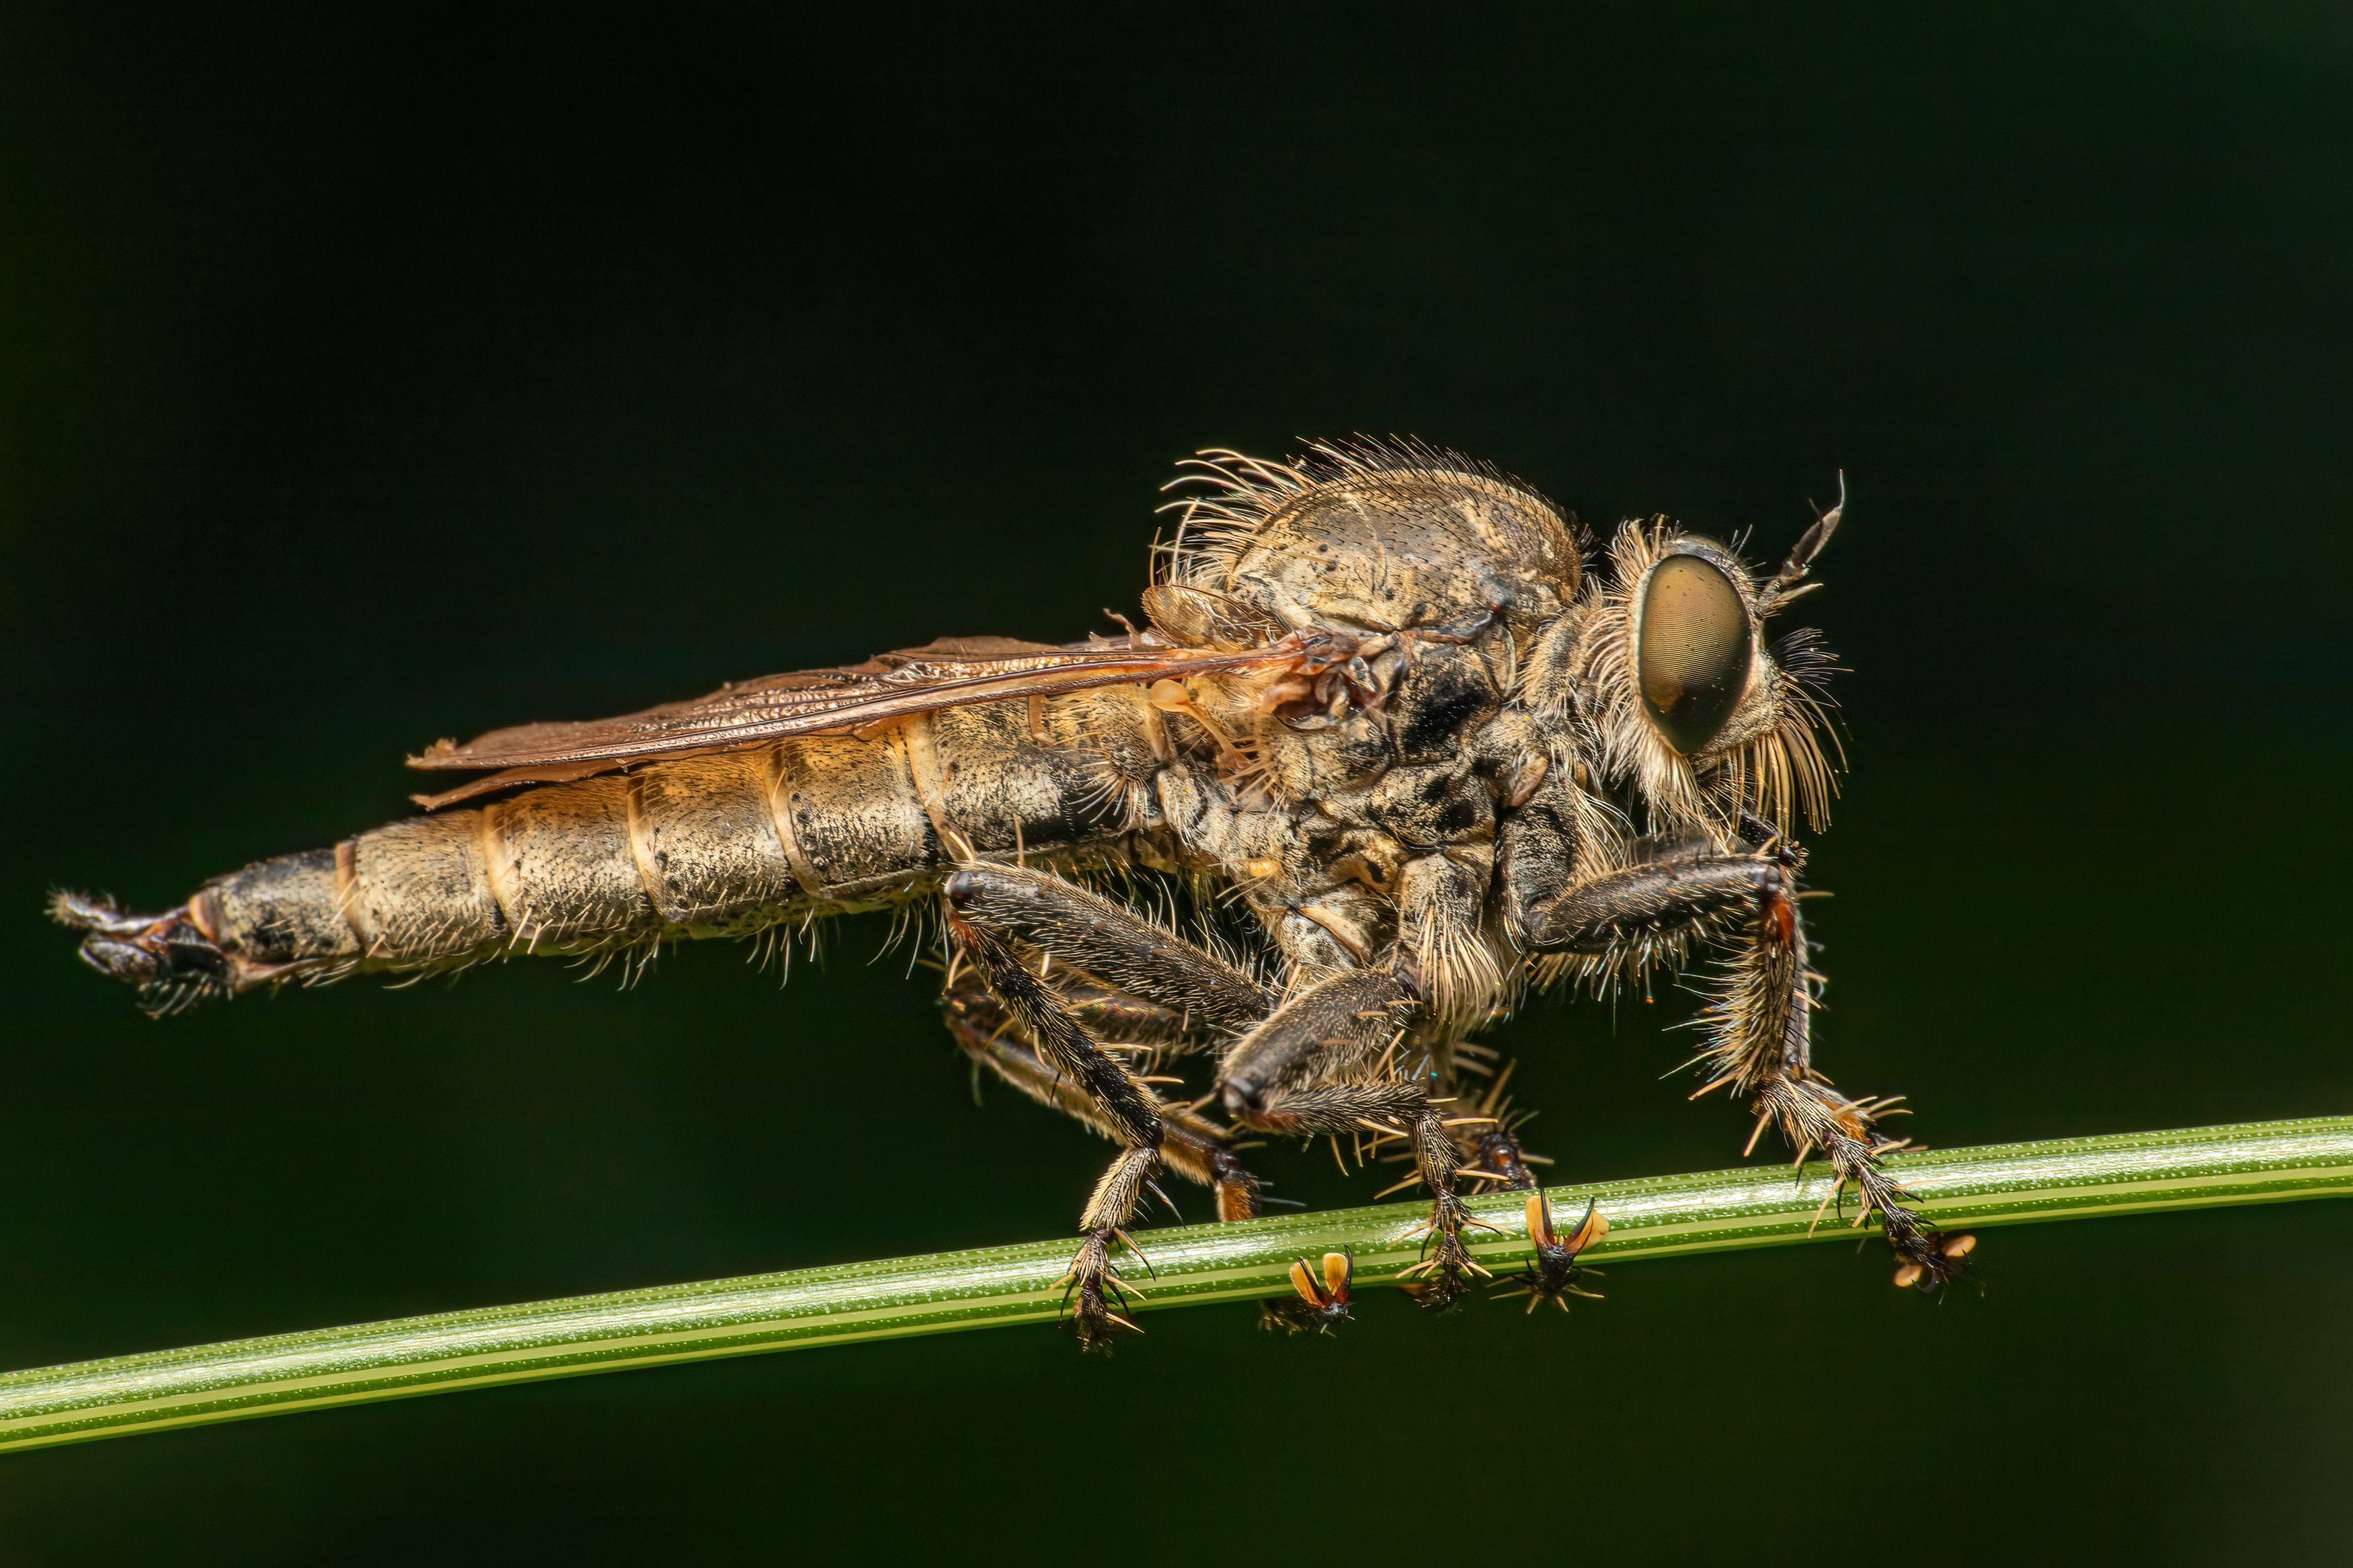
4,1115 -> 2346,1453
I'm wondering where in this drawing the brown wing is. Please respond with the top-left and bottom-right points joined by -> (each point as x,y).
404,633 -> 1304,809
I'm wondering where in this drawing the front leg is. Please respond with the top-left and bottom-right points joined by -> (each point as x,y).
1708,869 -> 1977,1291
1524,842 -> 1973,1291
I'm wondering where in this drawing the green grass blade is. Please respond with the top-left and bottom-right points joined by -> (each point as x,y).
3,1114 -> 2346,1454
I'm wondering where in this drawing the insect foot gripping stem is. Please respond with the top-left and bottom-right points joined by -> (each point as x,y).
1394,1124 -> 1484,1307
1062,1149 -> 1159,1353
48,891 -> 233,1016
1491,1194 -> 1608,1315
1261,1251 -> 1353,1335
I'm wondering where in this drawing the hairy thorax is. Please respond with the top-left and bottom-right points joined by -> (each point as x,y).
1137,454 -> 1585,1039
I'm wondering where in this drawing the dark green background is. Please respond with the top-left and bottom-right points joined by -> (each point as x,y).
5,5 -> 2350,1563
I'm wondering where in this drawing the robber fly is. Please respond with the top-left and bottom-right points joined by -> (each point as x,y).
54,440 -> 1972,1344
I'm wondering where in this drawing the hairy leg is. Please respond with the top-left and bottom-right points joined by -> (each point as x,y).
1524,839 -> 1971,1290
943,864 -> 1273,1037
1213,968 -> 1491,1305
946,919 -> 1166,1344
942,863 -> 1292,1344
941,979 -> 1263,1222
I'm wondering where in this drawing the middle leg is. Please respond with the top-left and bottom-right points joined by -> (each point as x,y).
1214,967 -> 1493,1306
1446,1060 -> 1606,1311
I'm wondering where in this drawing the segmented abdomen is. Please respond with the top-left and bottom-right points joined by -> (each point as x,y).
192,691 -> 1156,985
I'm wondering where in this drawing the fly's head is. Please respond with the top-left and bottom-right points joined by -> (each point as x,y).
1552,496 -> 1844,836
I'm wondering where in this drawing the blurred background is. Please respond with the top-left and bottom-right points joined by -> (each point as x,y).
4,4 -> 2350,1562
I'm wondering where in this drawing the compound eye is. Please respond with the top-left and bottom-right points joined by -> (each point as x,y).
1637,553 -> 1754,755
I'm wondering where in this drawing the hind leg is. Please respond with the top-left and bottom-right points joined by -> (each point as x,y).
941,979 -> 1264,1223
941,864 -> 1286,1344
946,920 -> 1169,1345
